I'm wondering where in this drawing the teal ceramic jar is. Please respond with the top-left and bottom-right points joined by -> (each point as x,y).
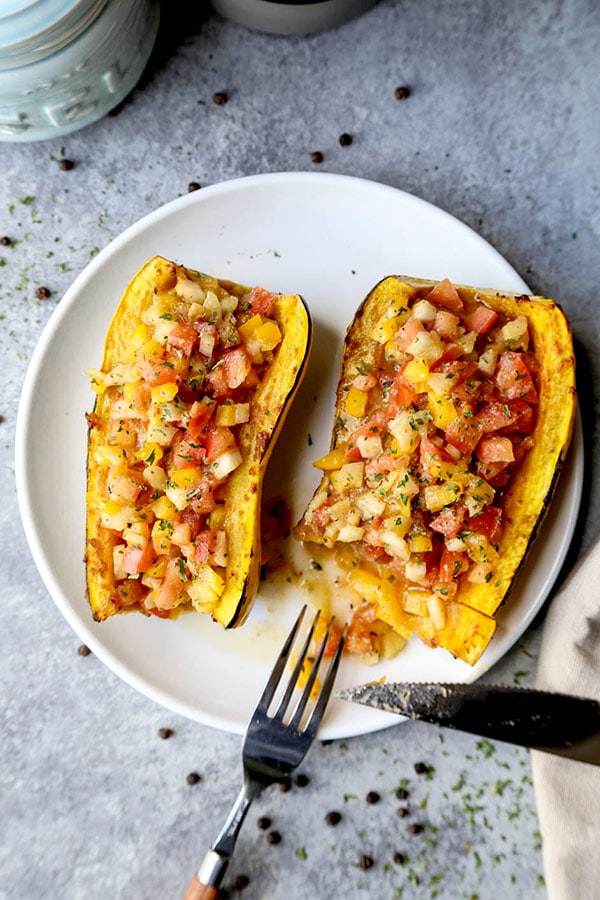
0,0 -> 160,142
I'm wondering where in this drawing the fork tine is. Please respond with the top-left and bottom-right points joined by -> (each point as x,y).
272,609 -> 322,720
254,604 -> 308,715
289,618 -> 345,731
304,622 -> 347,735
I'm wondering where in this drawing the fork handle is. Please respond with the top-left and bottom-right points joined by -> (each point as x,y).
182,874 -> 219,899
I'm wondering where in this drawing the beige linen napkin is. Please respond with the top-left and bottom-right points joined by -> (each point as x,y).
532,542 -> 600,900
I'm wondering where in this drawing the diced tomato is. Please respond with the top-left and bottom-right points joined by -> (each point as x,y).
247,286 -> 276,316
431,359 -> 478,383
419,435 -> 452,481
475,459 -> 510,486
445,414 -> 484,456
121,543 -> 157,575
429,504 -> 469,539
463,305 -> 498,335
204,426 -> 237,464
479,400 -> 515,432
322,621 -> 344,657
155,557 -> 187,610
172,434 -> 205,467
508,399 -> 534,433
451,380 -> 480,405
206,363 -> 231,397
137,357 -> 179,387
180,507 -> 207,539
432,309 -> 461,338
346,604 -> 378,656
113,578 -> 144,609
188,480 -> 216,514
364,453 -> 399,483
439,548 -> 469,582
426,278 -> 464,311
146,605 -> 172,619
222,347 -> 252,389
495,351 -> 538,403
432,342 -> 464,366
476,436 -> 514,463
194,530 -> 217,563
188,397 -> 216,439
467,506 -> 503,543
388,370 -> 419,412
397,317 -> 425,350
168,323 -> 198,357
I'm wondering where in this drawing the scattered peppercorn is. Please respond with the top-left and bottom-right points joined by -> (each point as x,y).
396,806 -> 409,818
414,761 -> 429,774
395,788 -> 410,800
77,644 -> 91,656
232,874 -> 249,891
366,791 -> 380,804
293,773 -> 310,788
358,854 -> 374,870
325,810 -> 342,826
310,151 -> 324,164
0,236 -> 12,246
186,772 -> 201,785
35,286 -> 51,300
406,822 -> 424,834
58,158 -> 74,171
158,727 -> 173,740
267,830 -> 282,845
257,816 -> 271,831
393,851 -> 407,865
212,91 -> 228,106
188,182 -> 201,192
320,739 -> 333,747
338,132 -> 353,146
395,85 -> 411,100
278,779 -> 291,792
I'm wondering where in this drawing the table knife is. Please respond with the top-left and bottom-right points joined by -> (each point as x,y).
336,682 -> 600,765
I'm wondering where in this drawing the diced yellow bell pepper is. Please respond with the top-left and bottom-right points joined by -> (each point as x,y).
140,338 -> 164,361
312,446 -> 347,471
151,382 -> 178,404
153,495 -> 177,519
255,320 -> 282,351
427,394 -> 458,431
344,385 -> 368,418
422,482 -> 463,512
169,467 -> 200,489
136,442 -> 164,464
402,357 -> 430,388
238,314 -> 263,339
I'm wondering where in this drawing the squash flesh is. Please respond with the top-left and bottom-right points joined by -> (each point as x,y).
85,256 -> 312,627
294,275 -> 576,665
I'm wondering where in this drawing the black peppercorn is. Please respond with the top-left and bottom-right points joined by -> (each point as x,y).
393,851 -> 407,865
158,727 -> 173,740
310,151 -> 324,164
414,761 -> 429,774
278,778 -> 291,792
366,791 -> 380,804
212,91 -> 228,106
406,822 -> 424,834
396,806 -> 409,818
395,787 -> 410,800
0,236 -> 12,246
257,816 -> 271,831
339,132 -> 353,146
188,182 -> 201,192
325,810 -> 342,826
395,85 -> 411,100
58,158 -> 75,170
267,830 -> 282,845
232,873 -> 249,891
293,773 -> 310,788
358,854 -> 374,869
186,772 -> 201,785
77,644 -> 91,656
35,286 -> 51,299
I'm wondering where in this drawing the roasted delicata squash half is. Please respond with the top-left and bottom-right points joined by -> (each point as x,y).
86,256 -> 312,626
294,275 -> 576,665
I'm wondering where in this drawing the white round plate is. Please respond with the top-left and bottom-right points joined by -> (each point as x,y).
16,172 -> 583,739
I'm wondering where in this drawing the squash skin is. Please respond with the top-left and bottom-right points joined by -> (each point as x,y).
295,275 -> 576,664
85,256 -> 312,628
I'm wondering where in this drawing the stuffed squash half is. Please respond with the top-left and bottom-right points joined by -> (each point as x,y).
85,256 -> 311,626
294,276 -> 576,665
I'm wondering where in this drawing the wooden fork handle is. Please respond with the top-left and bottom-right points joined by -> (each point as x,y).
183,874 -> 219,899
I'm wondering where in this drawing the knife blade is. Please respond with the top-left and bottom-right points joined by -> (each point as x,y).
336,682 -> 600,766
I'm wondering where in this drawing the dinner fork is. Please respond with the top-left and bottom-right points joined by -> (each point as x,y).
183,605 -> 346,899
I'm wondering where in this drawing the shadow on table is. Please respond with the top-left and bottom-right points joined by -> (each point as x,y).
107,1 -> 215,117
